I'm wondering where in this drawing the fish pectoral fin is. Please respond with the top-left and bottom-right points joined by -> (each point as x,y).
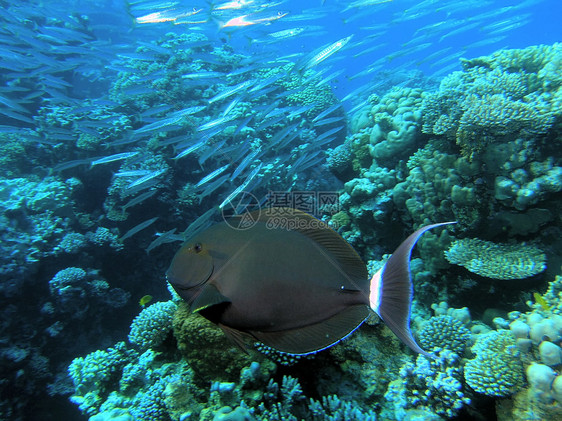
219,323 -> 252,354
190,284 -> 230,313
250,305 -> 370,355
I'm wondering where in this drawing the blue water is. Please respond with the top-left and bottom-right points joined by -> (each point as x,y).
0,0 -> 560,420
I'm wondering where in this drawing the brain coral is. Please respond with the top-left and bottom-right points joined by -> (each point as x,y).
128,301 -> 177,351
417,315 -> 471,355
464,330 -> 525,397
444,238 -> 546,280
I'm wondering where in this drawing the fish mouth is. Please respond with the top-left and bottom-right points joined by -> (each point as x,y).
170,263 -> 214,292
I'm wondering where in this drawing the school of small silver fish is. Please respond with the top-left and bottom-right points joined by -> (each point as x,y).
0,0 -> 546,252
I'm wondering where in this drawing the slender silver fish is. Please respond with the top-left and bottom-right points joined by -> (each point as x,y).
196,164 -> 230,187
91,152 -> 139,167
120,217 -> 159,241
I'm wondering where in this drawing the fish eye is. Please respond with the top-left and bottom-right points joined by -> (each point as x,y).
193,243 -> 203,253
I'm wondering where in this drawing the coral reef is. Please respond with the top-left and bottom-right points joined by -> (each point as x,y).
172,302 -> 267,383
1,1 -> 561,417
421,43 -> 561,158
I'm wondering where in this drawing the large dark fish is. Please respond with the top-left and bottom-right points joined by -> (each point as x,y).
167,208 -> 453,357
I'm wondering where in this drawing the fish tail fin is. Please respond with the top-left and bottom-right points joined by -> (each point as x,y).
369,222 -> 456,357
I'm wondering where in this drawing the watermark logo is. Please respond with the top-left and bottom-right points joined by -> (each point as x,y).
263,190 -> 340,215
222,190 -> 341,230
221,191 -> 261,230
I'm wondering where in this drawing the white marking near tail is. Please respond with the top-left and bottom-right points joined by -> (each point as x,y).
369,267 -> 384,316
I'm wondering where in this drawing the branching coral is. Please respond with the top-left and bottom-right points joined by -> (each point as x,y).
128,301 -> 177,351
384,350 -> 469,419
68,342 -> 138,416
417,315 -> 471,355
464,330 -> 525,397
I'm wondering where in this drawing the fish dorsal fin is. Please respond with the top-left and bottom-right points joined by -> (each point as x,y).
251,208 -> 368,290
191,283 -> 230,313
249,305 -> 370,355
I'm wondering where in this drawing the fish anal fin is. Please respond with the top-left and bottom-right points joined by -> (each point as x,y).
250,305 -> 370,355
219,323 -> 252,354
191,284 -> 230,313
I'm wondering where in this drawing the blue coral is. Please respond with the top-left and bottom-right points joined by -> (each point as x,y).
128,301 -> 177,351
417,315 -> 471,355
384,350 -> 470,419
464,330 -> 525,397
68,342 -> 137,416
55,232 -> 87,254
130,380 -> 169,421
49,267 -> 87,296
308,395 -> 378,421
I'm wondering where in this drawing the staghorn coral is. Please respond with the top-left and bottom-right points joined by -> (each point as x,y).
444,238 -> 546,280
308,394 -> 378,421
464,330 -> 525,397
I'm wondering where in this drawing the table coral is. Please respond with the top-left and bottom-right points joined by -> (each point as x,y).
444,238 -> 546,280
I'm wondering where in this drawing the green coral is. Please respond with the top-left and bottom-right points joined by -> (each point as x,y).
329,210 -> 351,230
444,238 -> 546,280
417,315 -> 471,355
128,301 -> 177,351
393,146 -> 479,226
464,330 -> 525,397
172,302 -> 262,383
